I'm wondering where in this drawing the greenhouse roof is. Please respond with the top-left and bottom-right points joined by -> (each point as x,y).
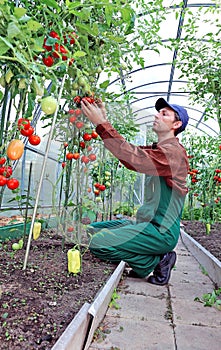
106,0 -> 220,137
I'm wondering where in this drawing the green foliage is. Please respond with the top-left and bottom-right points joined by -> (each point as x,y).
182,132 -> 221,224
109,288 -> 120,309
169,3 -> 221,131
195,287 -> 221,310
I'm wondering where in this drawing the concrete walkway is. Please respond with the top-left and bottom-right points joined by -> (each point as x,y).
88,238 -> 221,350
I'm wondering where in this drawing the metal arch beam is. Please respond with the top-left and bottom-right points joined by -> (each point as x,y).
167,0 -> 188,101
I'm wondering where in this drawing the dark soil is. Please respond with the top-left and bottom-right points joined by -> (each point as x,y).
182,220 -> 221,261
0,229 -> 116,350
0,220 -> 220,350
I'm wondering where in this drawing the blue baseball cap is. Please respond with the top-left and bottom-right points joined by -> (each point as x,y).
155,98 -> 189,133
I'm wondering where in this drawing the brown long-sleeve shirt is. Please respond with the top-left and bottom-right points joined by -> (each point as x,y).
96,122 -> 189,196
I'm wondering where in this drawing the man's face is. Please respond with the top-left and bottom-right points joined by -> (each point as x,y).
152,107 -> 180,135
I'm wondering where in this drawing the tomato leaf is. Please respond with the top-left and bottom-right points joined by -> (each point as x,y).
14,7 -> 27,19
99,80 -> 110,89
0,38 -> 11,55
7,22 -> 21,39
105,4 -> 114,27
41,0 -> 61,11
27,20 -> 43,32
23,93 -> 35,119
73,50 -> 86,58
32,36 -> 44,52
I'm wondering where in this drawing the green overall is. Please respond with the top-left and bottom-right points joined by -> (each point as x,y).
88,176 -> 185,278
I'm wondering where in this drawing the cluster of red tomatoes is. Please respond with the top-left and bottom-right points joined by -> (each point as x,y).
42,30 -> 76,67
213,169 -> 221,184
18,118 -> 41,146
93,182 -> 106,196
0,160 -> 19,190
0,119 -> 41,190
188,168 -> 199,183
73,95 -> 95,107
61,108 -> 99,167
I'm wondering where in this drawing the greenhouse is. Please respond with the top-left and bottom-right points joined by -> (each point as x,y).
0,1 -> 220,349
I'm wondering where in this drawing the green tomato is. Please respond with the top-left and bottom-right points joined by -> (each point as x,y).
95,196 -> 102,203
105,171 -> 111,176
12,243 -> 20,251
105,181 -> 111,187
18,239 -> 24,249
78,76 -> 86,87
40,96 -> 58,115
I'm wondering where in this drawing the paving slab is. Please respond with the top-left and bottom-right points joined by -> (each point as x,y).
88,237 -> 221,350
175,324 -> 221,350
89,316 -> 175,350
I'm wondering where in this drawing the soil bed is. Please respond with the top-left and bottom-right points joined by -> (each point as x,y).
0,219 -> 220,350
0,229 -> 116,350
182,220 -> 221,261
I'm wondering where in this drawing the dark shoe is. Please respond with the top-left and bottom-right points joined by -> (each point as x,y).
147,251 -> 176,286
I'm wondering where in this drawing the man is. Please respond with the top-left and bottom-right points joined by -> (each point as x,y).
81,97 -> 189,285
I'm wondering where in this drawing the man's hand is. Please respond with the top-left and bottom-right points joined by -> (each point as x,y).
81,99 -> 108,126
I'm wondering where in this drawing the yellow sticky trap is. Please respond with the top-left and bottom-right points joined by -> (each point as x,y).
67,249 -> 81,274
33,222 -> 41,240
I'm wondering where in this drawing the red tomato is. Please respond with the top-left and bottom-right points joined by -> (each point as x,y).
94,189 -> 100,196
43,37 -> 52,51
18,118 -> 30,130
64,142 -> 68,148
28,135 -> 41,146
83,133 -> 92,142
91,130 -> 98,139
87,145 -> 93,151
20,126 -> 34,137
94,183 -> 101,189
68,58 -> 75,66
219,145 -> 221,150
66,153 -> 74,160
62,162 -> 66,168
0,157 -> 6,165
52,43 -> 67,58
69,116 -> 77,123
49,30 -> 60,40
0,175 -> 7,186
7,139 -> 24,160
43,56 -> 54,67
73,96 -> 81,105
99,184 -> 106,191
67,226 -> 74,232
88,153 -> 96,161
79,141 -> 85,149
72,153 -> 80,160
0,166 -> 12,178
81,155 -> 89,164
82,96 -> 95,104
7,178 -> 19,190
75,121 -> 84,129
